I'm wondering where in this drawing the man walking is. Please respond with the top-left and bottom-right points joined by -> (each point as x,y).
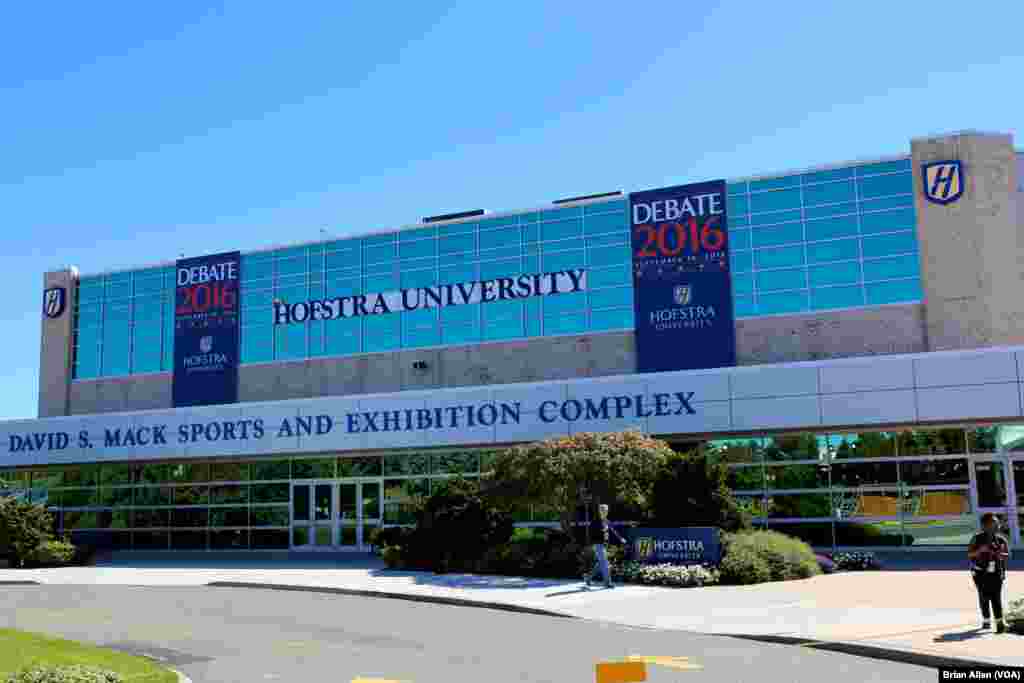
968,512 -> 1011,633
585,503 -> 624,589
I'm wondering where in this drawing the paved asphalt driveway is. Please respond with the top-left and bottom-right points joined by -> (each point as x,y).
0,585 -> 936,683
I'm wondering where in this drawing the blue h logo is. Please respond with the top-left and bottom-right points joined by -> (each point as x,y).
922,160 -> 964,205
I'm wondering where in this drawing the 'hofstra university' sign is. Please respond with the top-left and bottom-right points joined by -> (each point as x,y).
273,269 -> 587,325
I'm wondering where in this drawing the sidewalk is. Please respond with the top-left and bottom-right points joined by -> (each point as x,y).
2,556 -> 1021,668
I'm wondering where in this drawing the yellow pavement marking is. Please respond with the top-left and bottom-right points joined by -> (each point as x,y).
627,655 -> 703,671
596,661 -> 647,683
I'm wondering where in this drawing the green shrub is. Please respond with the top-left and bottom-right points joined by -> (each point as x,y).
719,531 -> 820,585
0,498 -> 55,567
380,545 -> 404,569
650,451 -> 752,532
6,665 -> 123,683
28,539 -> 76,567
1006,598 -> 1024,635
832,551 -> 880,571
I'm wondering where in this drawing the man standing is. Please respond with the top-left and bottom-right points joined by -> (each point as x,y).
967,512 -> 1011,633
585,503 -> 625,589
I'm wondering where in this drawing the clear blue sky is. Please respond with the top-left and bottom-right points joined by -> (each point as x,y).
2,2 -> 1022,421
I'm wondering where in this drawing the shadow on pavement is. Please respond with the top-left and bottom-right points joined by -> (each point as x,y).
933,628 -> 988,643
369,568 -> 567,591
100,550 -> 387,571
545,586 -> 601,598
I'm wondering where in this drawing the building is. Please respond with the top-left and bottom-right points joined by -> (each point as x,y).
3,130 -> 1023,553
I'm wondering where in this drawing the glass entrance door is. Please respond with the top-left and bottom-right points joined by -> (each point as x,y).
338,480 -> 382,550
971,457 -> 1019,544
291,481 -> 336,550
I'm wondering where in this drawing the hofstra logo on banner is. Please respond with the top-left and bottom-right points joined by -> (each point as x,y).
274,269 -> 586,325
922,160 -> 964,205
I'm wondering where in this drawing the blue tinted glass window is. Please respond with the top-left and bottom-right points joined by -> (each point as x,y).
477,216 -> 515,230
439,264 -> 477,284
102,342 -> 130,377
805,215 -> 858,241
439,233 -> 475,255
75,326 -> 101,349
586,233 -> 626,249
751,223 -> 803,248
364,233 -> 396,247
749,188 -> 801,213
134,273 -> 164,295
544,312 -> 586,335
405,327 -> 441,348
861,195 -> 913,212
809,261 -> 860,287
480,229 -> 520,250
544,291 -> 586,314
517,211 -> 539,224
480,259 -> 520,280
585,200 -> 626,215
802,167 -> 854,184
132,345 -> 162,374
755,246 -> 804,270
244,259 -> 276,280
440,303 -> 478,324
866,279 -> 922,305
440,221 -> 478,235
325,250 -> 359,271
756,268 -> 806,292
862,232 -> 917,258
727,181 -> 748,195
589,245 -> 630,267
734,296 -> 756,317
400,239 -> 435,260
583,212 -> 627,235
805,201 -> 857,219
590,307 -> 633,331
731,229 -> 751,250
732,251 -> 753,273
401,227 -> 435,243
542,206 -> 582,222
277,257 -> 306,277
807,238 -> 859,264
863,254 -> 919,281
77,278 -> 104,303
811,285 -> 864,311
325,318 -> 360,355
441,324 -> 480,346
325,278 -> 359,298
482,317 -> 523,341
727,196 -> 749,215
858,172 -> 912,199
759,291 -> 809,315
588,287 -> 631,309
858,159 -> 911,176
750,210 -> 801,228
749,175 -> 799,192
523,255 -> 539,273
482,245 -> 521,261
364,243 -> 397,263
731,214 -> 750,227
802,180 -> 855,207
364,274 -> 399,292
860,207 -> 916,234
732,272 -> 754,296
588,264 -> 630,288
401,269 -> 437,289
74,346 -> 100,378
275,325 -> 306,360
543,250 -> 585,272
364,316 -> 399,351
542,219 -> 583,242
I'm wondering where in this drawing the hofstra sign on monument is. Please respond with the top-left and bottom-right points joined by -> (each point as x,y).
274,269 -> 586,325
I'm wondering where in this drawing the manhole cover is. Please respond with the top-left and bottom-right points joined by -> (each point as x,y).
104,641 -> 215,667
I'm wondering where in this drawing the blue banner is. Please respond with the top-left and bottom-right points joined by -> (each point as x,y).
630,180 -> 736,373
172,251 -> 241,407
626,527 -> 722,565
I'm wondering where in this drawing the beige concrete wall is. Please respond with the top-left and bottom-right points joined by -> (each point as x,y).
68,302 -> 928,414
912,132 -> 1022,350
38,269 -> 77,417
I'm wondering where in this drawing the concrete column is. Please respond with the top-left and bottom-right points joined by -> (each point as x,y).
38,268 -> 78,417
911,131 -> 1022,350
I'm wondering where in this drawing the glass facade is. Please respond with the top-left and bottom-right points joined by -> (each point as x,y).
72,158 -> 922,380
713,425 -> 995,548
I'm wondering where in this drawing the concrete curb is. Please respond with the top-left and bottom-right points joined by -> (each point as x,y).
0,580 -> 40,586
723,633 -> 1011,670
205,581 -> 577,620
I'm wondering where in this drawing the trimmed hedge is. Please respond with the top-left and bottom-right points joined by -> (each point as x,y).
719,531 -> 821,585
615,562 -> 719,587
27,540 -> 76,567
6,666 -> 122,683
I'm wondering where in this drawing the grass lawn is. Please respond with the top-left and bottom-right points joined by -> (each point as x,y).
0,629 -> 177,682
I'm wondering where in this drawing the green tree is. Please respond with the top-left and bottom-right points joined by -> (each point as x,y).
649,451 -> 752,532
0,498 -> 55,567
487,431 -> 671,537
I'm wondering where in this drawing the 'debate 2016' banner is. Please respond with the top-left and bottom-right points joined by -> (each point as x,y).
630,180 -> 736,373
172,251 -> 241,408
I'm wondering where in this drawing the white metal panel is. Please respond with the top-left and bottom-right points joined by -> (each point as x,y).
647,399 -> 732,436
916,383 -> 1022,422
819,357 -> 915,394
730,365 -> 819,400
644,369 -> 731,403
732,395 -> 821,431
914,349 -> 1019,388
820,390 -> 916,426
423,389 -> 496,448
